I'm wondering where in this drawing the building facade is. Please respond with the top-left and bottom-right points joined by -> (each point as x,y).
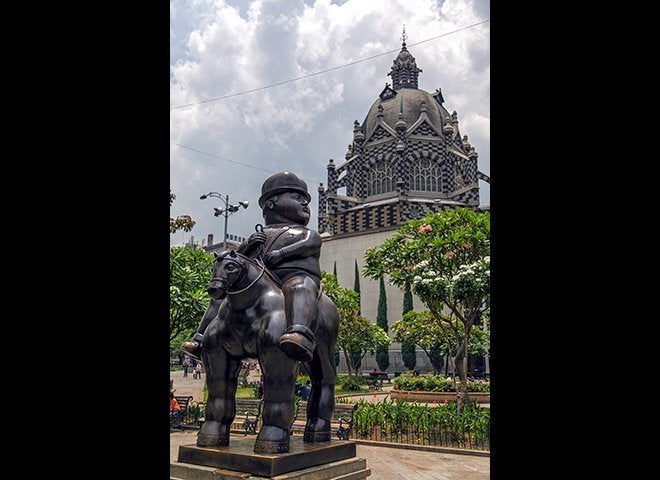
318,33 -> 490,374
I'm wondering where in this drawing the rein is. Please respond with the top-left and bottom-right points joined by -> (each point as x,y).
227,258 -> 266,295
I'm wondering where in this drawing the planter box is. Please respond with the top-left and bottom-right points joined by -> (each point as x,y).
390,390 -> 490,404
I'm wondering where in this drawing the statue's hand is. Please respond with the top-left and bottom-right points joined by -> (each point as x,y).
247,232 -> 267,245
265,249 -> 284,266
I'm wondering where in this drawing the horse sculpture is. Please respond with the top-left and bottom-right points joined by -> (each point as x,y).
197,249 -> 339,454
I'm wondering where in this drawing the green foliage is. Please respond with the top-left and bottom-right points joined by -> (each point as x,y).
170,246 -> 214,344
322,272 -> 390,376
353,259 -> 361,315
170,190 -> 196,233
351,399 -> 490,449
403,281 -> 413,315
341,375 -> 366,392
363,208 -> 490,403
376,276 -> 389,371
402,339 -> 416,370
392,374 -> 490,393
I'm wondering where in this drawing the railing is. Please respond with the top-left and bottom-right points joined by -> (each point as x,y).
349,400 -> 490,452
349,421 -> 490,451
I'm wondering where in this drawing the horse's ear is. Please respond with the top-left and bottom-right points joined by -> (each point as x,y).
213,251 -> 219,258
229,250 -> 237,258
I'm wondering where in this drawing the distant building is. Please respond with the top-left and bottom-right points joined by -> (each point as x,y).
201,233 -> 247,256
317,30 -> 490,374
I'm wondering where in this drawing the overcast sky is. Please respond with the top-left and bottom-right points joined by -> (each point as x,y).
170,0 -> 490,247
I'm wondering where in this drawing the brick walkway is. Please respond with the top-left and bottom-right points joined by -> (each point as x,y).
170,369 -> 490,479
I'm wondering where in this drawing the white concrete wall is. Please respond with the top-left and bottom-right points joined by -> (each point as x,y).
319,230 -> 424,339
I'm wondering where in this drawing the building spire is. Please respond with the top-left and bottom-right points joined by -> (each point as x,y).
388,26 -> 422,89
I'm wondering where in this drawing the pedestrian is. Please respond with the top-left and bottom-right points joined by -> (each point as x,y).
193,363 -> 202,380
183,355 -> 191,377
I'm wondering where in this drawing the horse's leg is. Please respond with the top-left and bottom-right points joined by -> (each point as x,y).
197,318 -> 241,447
304,305 -> 338,443
254,316 -> 298,454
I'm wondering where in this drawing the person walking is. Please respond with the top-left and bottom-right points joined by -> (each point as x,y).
183,356 -> 191,378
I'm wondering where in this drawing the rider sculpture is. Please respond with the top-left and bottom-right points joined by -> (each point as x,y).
181,172 -> 338,454
182,171 -> 320,363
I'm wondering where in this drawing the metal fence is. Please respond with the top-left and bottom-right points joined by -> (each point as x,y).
348,422 -> 490,451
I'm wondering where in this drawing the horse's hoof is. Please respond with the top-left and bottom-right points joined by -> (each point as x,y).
254,426 -> 290,454
253,439 -> 290,453
303,418 -> 331,443
279,333 -> 315,362
303,430 -> 331,442
196,433 -> 229,447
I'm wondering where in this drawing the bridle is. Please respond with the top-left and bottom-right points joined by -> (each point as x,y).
211,252 -> 266,296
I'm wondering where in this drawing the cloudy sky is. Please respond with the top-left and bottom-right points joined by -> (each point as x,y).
170,0 -> 490,247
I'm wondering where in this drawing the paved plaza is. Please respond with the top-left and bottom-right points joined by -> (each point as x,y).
170,369 -> 491,479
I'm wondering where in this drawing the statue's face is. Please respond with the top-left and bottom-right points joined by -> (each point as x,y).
272,191 -> 310,225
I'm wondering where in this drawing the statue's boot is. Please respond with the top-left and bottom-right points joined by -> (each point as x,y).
279,324 -> 316,363
197,420 -> 230,447
181,333 -> 204,360
254,425 -> 290,454
303,418 -> 331,443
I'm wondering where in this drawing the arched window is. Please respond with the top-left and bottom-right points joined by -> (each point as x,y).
412,157 -> 441,192
367,161 -> 393,196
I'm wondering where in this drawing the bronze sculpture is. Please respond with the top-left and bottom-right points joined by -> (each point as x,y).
190,172 -> 339,454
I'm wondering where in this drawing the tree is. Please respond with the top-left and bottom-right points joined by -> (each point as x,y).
322,272 -> 389,376
353,259 -> 361,315
401,280 -> 416,372
170,245 -> 214,349
364,208 -> 490,411
170,190 -> 196,234
375,276 -> 390,371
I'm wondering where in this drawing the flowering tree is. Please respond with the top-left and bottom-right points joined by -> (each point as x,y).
393,309 -> 490,379
170,245 -> 214,345
170,190 -> 196,233
363,208 -> 490,410
321,272 -> 390,376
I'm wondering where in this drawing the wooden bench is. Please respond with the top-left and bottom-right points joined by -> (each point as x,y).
227,398 -> 357,439
291,401 -> 357,438
363,371 -> 391,383
171,395 -> 193,430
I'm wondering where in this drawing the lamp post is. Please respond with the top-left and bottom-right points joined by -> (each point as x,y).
200,191 -> 249,248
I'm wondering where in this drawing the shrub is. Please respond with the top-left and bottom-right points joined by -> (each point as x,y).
393,374 -> 490,392
341,375 -> 367,392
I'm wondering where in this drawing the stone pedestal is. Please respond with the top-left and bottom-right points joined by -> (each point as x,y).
172,437 -> 369,479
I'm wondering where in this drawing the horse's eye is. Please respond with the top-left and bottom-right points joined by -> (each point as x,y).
226,264 -> 236,272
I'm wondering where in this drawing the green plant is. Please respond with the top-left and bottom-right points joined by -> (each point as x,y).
341,375 -> 366,392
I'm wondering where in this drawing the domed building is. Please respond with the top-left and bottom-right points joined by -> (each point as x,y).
317,31 -> 489,374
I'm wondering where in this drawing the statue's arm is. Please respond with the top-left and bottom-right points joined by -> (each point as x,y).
276,228 -> 321,259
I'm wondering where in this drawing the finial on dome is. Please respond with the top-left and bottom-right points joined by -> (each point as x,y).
401,25 -> 407,47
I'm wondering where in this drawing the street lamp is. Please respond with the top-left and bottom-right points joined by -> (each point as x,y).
200,191 -> 249,248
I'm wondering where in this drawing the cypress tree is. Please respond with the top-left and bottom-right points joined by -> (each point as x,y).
401,280 -> 416,371
353,259 -> 361,315
333,261 -> 337,278
376,276 -> 390,371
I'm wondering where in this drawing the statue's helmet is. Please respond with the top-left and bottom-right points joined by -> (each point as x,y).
258,171 -> 311,208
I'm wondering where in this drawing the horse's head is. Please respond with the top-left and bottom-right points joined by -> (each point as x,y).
207,249 -> 247,300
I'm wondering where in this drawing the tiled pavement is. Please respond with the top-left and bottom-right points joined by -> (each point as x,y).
170,370 -> 491,479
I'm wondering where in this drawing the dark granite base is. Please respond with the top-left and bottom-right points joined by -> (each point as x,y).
178,436 -> 357,477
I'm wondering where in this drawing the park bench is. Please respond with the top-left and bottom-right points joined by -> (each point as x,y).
170,395 -> 193,431
228,398 -> 357,439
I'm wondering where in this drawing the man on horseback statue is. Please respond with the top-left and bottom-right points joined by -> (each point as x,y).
182,171 -> 320,363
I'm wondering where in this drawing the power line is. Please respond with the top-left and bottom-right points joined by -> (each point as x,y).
171,143 -> 326,185
170,20 -> 489,111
